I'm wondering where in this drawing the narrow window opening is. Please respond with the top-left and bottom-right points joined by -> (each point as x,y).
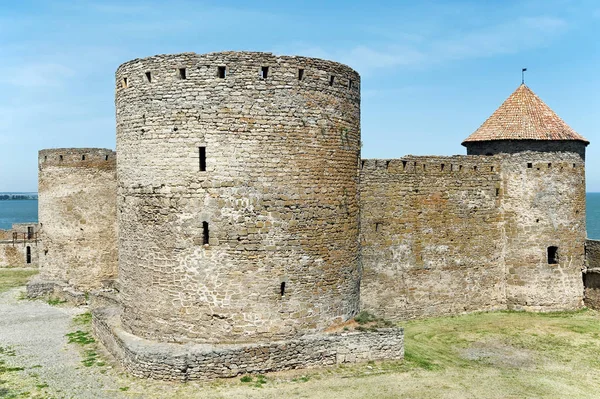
573,163 -> 576,168
375,222 -> 382,232
44,155 -> 47,161
536,218 -> 540,223
298,68 -> 304,81
360,160 -> 365,169
386,160 -> 391,169
348,79 -> 353,89
423,164 -> 426,171
199,147 -> 206,171
260,66 -> 269,79
122,77 -> 127,88
495,188 -> 500,197
441,164 -> 445,171
491,166 -> 494,172
218,66 -> 226,79
145,72 -> 152,83
527,162 -> 533,168
105,155 -> 109,161
280,282 -> 286,296
402,160 -> 407,170
459,165 -> 463,171
202,221 -> 209,245
548,163 -> 552,168
329,75 -> 335,86
26,246 -> 31,264
179,68 -> 187,79
59,155 -> 63,161
82,155 -> 86,161
547,246 -> 559,264
473,165 -> 478,171
27,227 -> 33,240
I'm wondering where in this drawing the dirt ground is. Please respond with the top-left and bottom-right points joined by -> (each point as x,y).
2,274 -> 600,398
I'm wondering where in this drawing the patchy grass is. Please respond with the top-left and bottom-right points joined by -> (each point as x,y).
0,269 -> 37,294
73,312 -> 92,325
65,330 -> 95,345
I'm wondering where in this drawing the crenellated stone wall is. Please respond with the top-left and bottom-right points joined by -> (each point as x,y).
584,239 -> 600,309
360,155 -> 506,319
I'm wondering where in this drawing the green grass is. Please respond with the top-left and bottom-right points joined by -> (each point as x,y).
46,297 -> 67,306
73,312 -> 92,325
65,330 -> 95,345
0,270 -> 38,294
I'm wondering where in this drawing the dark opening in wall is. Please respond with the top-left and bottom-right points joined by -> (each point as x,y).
82,155 -> 86,161
199,147 -> 206,171
202,221 -> 209,245
361,160 -> 365,169
298,68 -> 304,81
218,66 -> 226,79
26,246 -> 31,264
348,79 -> 353,89
105,155 -> 109,161
375,222 -> 382,232
386,160 -> 391,169
280,282 -> 286,297
329,75 -> 335,86
44,156 -> 47,161
402,160 -> 407,170
473,165 -> 477,171
441,164 -> 445,171
122,77 -> 128,88
490,166 -> 494,172
485,152 -> 493,156
459,165 -> 463,171
573,163 -> 576,168
59,155 -> 63,161
179,68 -> 187,79
496,188 -> 500,197
260,66 -> 269,79
527,163 -> 533,168
423,164 -> 426,171
548,163 -> 552,168
27,227 -> 33,239
548,246 -> 559,264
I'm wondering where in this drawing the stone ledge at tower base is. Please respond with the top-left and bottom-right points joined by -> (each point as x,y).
26,278 -> 87,305
92,306 -> 404,381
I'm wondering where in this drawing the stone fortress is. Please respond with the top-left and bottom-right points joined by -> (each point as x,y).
26,51 -> 593,380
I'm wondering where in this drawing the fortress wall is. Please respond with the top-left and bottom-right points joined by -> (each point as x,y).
116,52 -> 361,344
36,148 -> 117,291
584,239 -> 600,309
360,155 -> 505,320
500,146 -> 586,310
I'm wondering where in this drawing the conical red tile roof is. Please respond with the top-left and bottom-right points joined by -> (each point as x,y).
462,84 -> 589,145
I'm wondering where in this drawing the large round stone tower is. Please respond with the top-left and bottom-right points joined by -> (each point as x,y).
116,52 -> 362,343
33,148 -> 117,294
463,84 -> 589,310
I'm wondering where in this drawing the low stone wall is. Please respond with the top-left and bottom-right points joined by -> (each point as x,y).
26,278 -> 87,305
0,241 -> 38,268
92,306 -> 404,381
584,239 -> 600,309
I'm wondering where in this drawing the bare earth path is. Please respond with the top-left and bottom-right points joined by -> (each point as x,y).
2,279 -> 600,398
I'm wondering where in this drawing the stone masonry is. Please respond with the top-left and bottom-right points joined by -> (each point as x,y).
0,224 -> 38,268
34,51 -> 591,381
28,148 -> 117,299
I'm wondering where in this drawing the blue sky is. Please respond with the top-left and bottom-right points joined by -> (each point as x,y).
0,0 -> 598,191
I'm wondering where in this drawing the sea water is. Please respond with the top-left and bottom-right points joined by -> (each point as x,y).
1,194 -> 600,238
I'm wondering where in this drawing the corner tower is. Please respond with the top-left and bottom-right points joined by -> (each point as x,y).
463,84 -> 589,310
115,52 -> 361,343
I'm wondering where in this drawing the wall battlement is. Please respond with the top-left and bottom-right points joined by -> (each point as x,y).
39,148 -> 115,169
361,155 -> 501,175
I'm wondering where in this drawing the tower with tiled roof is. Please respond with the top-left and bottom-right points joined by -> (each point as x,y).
465,84 -> 588,311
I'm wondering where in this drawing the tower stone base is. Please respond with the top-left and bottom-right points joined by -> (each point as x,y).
92,306 -> 404,381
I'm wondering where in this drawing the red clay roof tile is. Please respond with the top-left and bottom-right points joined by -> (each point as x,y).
462,84 -> 589,145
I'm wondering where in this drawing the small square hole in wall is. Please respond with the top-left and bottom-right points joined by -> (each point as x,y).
122,77 -> 128,88
59,155 -> 63,161
548,163 -> 552,168
386,161 -> 391,169
218,66 -> 226,79
329,75 -> 335,86
298,68 -> 304,81
473,165 -> 478,171
573,163 -> 576,168
527,162 -> 533,168
179,68 -> 187,79
375,222 -> 382,232
81,155 -> 86,160
145,72 -> 152,83
547,246 -> 559,264
459,165 -> 463,171
260,66 -> 269,79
